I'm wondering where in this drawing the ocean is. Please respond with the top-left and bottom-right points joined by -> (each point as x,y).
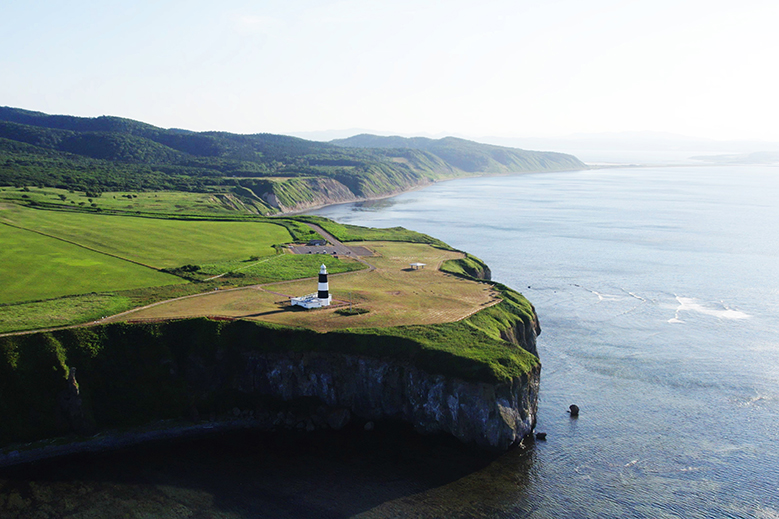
311,164 -> 779,518
2,164 -> 777,518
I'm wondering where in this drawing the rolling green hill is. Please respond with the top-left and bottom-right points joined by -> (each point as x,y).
0,107 -> 586,213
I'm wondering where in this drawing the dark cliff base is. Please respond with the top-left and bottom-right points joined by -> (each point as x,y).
0,421 -> 521,518
0,410 -> 494,465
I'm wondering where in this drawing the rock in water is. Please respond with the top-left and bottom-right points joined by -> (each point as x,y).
327,408 -> 351,430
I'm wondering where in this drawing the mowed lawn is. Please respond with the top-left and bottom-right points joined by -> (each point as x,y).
120,241 -> 501,331
0,224 -> 184,304
0,204 -> 292,268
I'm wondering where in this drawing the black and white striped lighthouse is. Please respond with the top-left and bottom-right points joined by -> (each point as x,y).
317,264 -> 329,300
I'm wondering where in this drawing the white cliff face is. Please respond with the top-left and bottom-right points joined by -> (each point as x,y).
235,351 -> 540,450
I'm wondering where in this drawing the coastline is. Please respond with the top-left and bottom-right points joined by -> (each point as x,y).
275,161 -> 722,217
0,180 -> 544,467
277,166 -> 590,216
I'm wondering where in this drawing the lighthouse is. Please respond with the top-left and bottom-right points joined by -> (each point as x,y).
290,264 -> 333,308
318,264 -> 330,300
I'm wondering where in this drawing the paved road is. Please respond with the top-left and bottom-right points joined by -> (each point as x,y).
293,223 -> 376,271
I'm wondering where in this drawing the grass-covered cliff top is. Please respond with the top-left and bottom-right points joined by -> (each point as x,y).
0,200 -> 540,447
121,241 -> 492,332
295,215 -> 449,246
0,277 -> 538,446
0,199 -> 471,334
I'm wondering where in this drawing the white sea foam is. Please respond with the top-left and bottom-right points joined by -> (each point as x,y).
626,291 -> 646,302
586,288 -> 622,302
669,296 -> 750,323
734,390 -> 776,408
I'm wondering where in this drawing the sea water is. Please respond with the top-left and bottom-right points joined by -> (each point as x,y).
2,165 -> 777,518
311,165 -> 779,518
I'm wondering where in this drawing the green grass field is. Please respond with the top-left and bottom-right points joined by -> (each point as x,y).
0,223 -> 184,304
198,254 -> 366,282
298,215 -> 448,246
0,203 -> 292,268
0,293 -> 134,334
0,202 -> 366,332
0,186 -> 271,215
0,201 -> 513,344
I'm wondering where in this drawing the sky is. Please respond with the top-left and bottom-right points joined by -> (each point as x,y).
2,0 -> 778,141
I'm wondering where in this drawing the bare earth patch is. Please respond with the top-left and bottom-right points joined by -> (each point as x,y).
119,241 -> 501,331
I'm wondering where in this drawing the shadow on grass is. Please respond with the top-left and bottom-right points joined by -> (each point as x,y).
238,309 -> 289,318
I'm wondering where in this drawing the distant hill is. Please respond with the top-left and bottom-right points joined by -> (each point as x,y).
0,107 -> 586,213
332,134 -> 584,173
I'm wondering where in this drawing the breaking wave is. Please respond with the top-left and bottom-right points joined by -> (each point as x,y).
669,296 -> 750,323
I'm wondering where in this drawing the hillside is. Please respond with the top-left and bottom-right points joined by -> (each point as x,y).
0,107 -> 585,213
331,134 -> 585,173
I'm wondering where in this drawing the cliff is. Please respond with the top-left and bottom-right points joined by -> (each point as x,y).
440,252 -> 493,281
0,285 -> 540,457
235,351 -> 539,449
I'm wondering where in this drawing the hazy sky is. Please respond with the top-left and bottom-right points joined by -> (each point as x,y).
2,0 -> 777,141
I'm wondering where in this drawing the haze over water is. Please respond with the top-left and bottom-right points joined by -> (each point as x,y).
312,164 -> 779,517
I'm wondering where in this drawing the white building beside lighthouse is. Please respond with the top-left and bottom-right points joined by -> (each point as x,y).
290,264 -> 333,309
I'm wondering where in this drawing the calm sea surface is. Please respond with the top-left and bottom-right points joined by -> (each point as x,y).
2,165 -> 778,518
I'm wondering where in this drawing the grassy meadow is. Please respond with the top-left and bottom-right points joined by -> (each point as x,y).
0,199 -> 510,343
0,186 -> 271,216
298,215 -> 448,246
0,203 -> 292,268
198,253 -> 366,283
0,294 -> 134,334
0,201 -> 371,333
0,222 -> 184,305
